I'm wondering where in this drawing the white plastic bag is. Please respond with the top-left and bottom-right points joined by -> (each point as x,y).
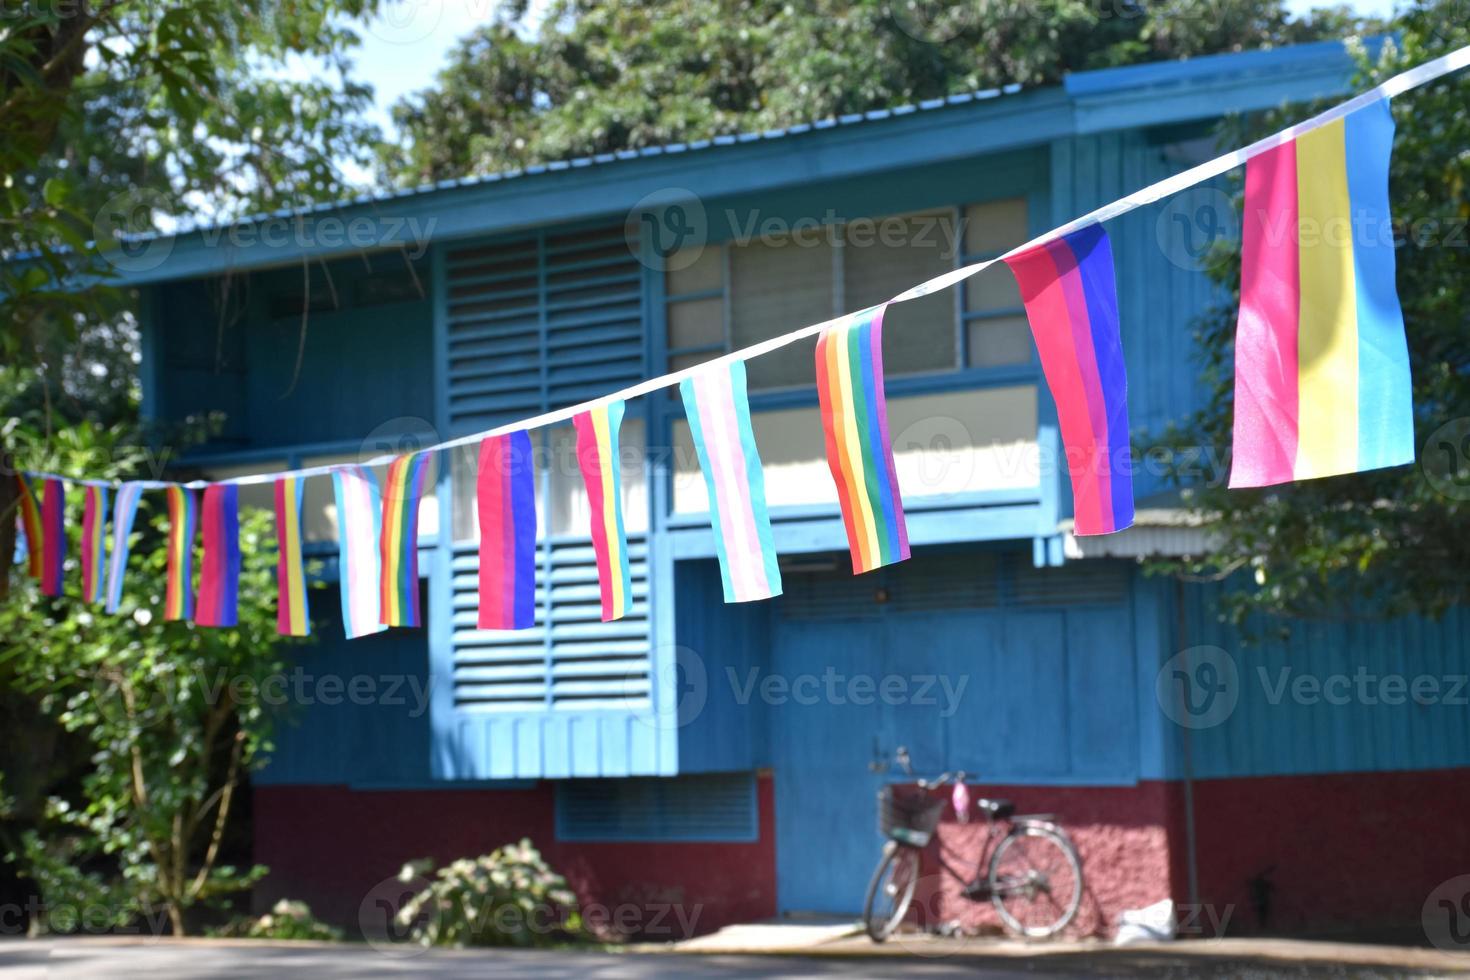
1114,898 -> 1176,945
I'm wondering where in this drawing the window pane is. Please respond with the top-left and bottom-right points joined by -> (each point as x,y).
667,297 -> 723,350
730,234 -> 834,389
964,198 -> 1028,257
666,245 -> 723,295
967,315 -> 1034,367
966,268 -> 1022,313
844,210 -> 957,376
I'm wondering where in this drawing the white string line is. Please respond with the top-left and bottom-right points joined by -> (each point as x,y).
24,44 -> 1470,492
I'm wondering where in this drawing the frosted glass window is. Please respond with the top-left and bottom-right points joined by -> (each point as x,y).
729,234 -> 834,390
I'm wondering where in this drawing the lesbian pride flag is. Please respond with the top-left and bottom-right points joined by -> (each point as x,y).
573,402 -> 633,622
815,306 -> 909,574
1004,223 -> 1133,535
1230,98 -> 1413,487
477,431 -> 537,631
680,361 -> 782,603
81,485 -> 109,604
196,484 -> 241,628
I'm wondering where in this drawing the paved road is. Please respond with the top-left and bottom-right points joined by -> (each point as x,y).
0,938 -> 1464,978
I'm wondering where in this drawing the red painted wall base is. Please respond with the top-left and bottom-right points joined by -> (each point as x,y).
252,776 -> 777,941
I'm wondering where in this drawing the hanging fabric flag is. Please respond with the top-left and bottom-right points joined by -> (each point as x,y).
379,453 -> 431,628
1230,98 -> 1412,487
81,485 -> 109,605
274,476 -> 310,636
1003,223 -> 1133,536
331,466 -> 388,640
163,486 -> 197,621
14,475 -> 43,579
815,306 -> 910,574
196,485 -> 241,628
573,402 -> 633,622
679,361 -> 782,602
38,477 -> 66,596
105,483 -> 143,614
477,431 -> 537,631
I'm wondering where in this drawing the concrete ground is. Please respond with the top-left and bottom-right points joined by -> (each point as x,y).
1,936 -> 1468,979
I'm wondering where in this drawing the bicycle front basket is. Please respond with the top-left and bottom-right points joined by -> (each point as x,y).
878,784 -> 945,847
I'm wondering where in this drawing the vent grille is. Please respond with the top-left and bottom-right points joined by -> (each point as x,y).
555,773 -> 758,842
445,225 -> 644,431
779,551 -> 1126,619
450,538 -> 651,712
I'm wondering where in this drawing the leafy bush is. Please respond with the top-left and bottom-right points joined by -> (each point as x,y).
396,840 -> 583,948
208,899 -> 343,942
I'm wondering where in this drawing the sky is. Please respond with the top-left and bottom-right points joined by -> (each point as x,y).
337,0 -> 1400,186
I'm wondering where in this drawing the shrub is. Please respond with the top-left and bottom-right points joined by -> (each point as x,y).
396,840 -> 583,948
208,899 -> 343,942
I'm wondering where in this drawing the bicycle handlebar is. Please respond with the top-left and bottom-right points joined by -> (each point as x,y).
894,746 -> 967,789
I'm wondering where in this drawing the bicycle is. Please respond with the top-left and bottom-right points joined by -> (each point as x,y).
863,747 -> 1084,942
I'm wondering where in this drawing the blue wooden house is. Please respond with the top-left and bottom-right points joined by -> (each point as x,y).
126,39 -> 1470,939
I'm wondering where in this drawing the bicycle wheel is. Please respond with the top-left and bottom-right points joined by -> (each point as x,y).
863,842 -> 921,942
987,823 -> 1083,939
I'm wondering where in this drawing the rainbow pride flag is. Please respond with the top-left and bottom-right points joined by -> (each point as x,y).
38,477 -> 66,596
164,486 -> 197,621
815,307 -> 910,574
573,402 -> 633,622
274,476 -> 310,636
1004,223 -> 1133,536
105,483 -> 143,614
196,484 -> 241,628
379,453 -> 431,628
81,485 -> 109,604
679,361 -> 782,603
1230,98 -> 1413,487
14,475 -> 43,579
331,466 -> 387,640
477,431 -> 537,631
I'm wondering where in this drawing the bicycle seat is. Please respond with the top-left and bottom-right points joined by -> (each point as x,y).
978,798 -> 1014,820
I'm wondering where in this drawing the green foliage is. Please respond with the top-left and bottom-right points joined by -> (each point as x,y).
380,0 -> 1374,184
1153,4 -> 1470,626
396,841 -> 584,948
207,899 -> 344,942
0,418 -> 300,935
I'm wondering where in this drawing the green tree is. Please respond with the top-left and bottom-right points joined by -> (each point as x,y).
1156,6 -> 1470,625
379,0 -> 1372,184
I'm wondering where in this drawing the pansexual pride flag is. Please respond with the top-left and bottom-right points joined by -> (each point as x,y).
1004,223 -> 1133,536
196,484 -> 241,629
1230,98 -> 1413,487
164,486 -> 197,621
14,475 -> 43,579
680,361 -> 782,603
573,402 -> 633,622
477,431 -> 537,631
274,477 -> 310,636
38,477 -> 66,596
332,466 -> 387,640
815,306 -> 909,574
81,485 -> 109,604
105,483 -> 143,614
380,453 -> 431,628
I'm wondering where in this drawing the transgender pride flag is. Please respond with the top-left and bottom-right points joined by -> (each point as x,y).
680,361 -> 782,602
1230,98 -> 1413,487
1004,223 -> 1133,536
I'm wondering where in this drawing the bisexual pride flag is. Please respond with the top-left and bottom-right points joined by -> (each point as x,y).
1230,98 -> 1413,487
1004,223 -> 1133,535
477,431 -> 537,631
196,484 -> 242,628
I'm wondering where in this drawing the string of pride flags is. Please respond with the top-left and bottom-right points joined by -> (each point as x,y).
10,45 -> 1470,638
